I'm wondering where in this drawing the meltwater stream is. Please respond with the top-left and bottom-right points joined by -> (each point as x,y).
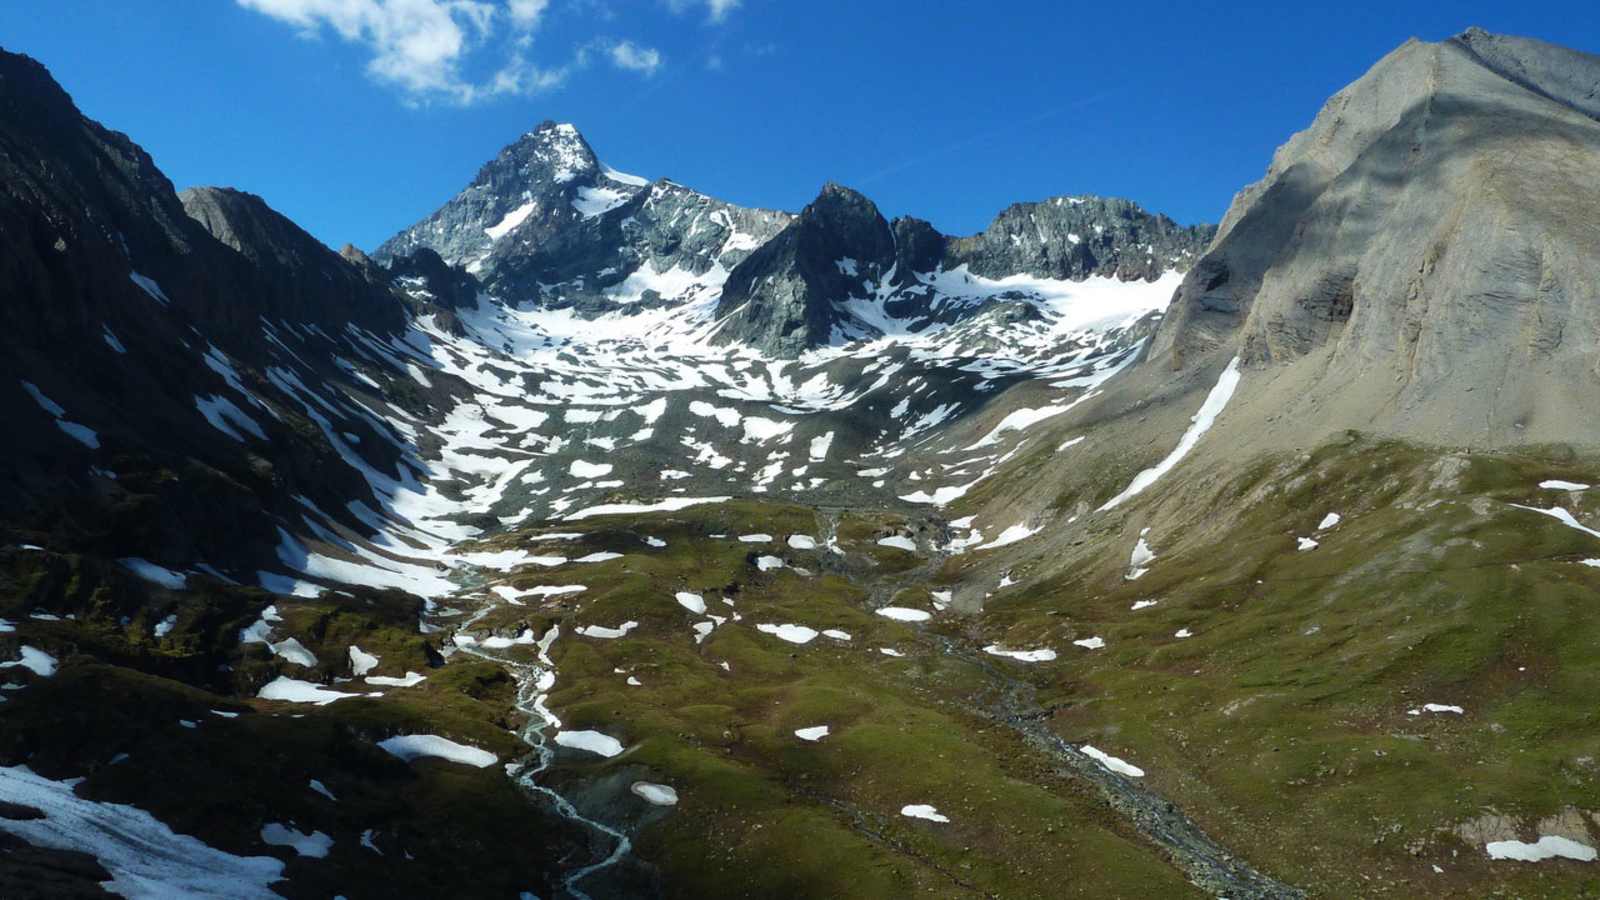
451,596 -> 633,900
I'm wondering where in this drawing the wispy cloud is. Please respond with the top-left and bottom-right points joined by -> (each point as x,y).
237,0 -> 662,104
609,40 -> 662,76
665,0 -> 741,24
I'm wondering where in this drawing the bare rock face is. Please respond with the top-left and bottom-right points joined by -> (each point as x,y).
713,183 -> 897,355
180,186 -> 406,333
948,195 -> 1211,283
1150,28 -> 1600,447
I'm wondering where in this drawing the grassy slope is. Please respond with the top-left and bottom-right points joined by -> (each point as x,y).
10,437 -> 1600,898
465,500 -> 1201,898
956,435 -> 1600,897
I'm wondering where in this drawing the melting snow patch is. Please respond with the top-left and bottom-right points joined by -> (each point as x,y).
493,584 -> 587,603
756,623 -> 818,644
553,730 -> 625,758
975,524 -> 1040,550
900,804 -> 950,823
20,381 -> 100,449
630,782 -> 679,806
1073,637 -> 1106,650
569,460 -> 613,478
1100,355 -> 1241,511
257,677 -> 367,705
348,646 -> 379,676
365,672 -> 427,687
565,496 -> 730,521
877,535 -> 917,552
755,555 -> 784,571
809,431 -> 835,461
1318,512 -> 1342,530
1407,704 -> 1465,716
879,648 -> 906,657
576,621 -> 639,640
128,271 -> 171,305
1486,836 -> 1597,862
118,558 -> 188,590
1126,530 -> 1156,580
1,646 -> 58,678
0,765 -> 285,896
1297,537 -> 1319,551
379,734 -> 498,767
983,645 -> 1056,663
1509,504 -> 1600,540
260,823 -> 333,858
1130,600 -> 1158,611
1080,745 -> 1145,778
794,725 -> 830,742
821,629 -> 851,641
1540,480 -> 1591,492
787,535 -> 817,550
572,185 -> 628,218
674,592 -> 707,615
484,201 -> 535,241
739,533 -> 772,543
875,607 -> 931,623
1174,628 -> 1193,639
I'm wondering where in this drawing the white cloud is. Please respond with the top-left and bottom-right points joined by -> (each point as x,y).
666,0 -> 741,23
608,40 -> 662,76
238,0 -> 654,103
506,0 -> 548,27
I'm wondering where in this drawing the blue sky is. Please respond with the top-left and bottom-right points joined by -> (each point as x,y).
4,2 -> 1596,251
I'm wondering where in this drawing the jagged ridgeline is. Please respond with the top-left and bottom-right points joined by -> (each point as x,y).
4,25 -> 1600,900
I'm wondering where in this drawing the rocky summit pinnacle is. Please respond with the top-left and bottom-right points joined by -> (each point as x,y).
373,121 -> 641,286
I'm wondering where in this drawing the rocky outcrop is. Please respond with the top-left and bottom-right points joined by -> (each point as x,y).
385,246 -> 481,311
1149,27 -> 1600,446
713,183 -> 897,354
948,195 -> 1212,283
0,48 -> 412,572
180,186 -> 406,333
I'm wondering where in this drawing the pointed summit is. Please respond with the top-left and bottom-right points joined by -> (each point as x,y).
711,182 -> 897,355
504,120 -> 600,186
373,121 -> 650,290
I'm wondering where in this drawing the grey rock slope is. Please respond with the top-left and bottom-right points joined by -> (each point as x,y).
1149,27 -> 1600,448
0,48 -> 429,574
712,183 -> 898,355
180,186 -> 406,333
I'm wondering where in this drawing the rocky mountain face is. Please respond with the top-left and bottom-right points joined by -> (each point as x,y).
0,50 -> 442,579
374,121 -> 792,312
180,186 -> 407,334
376,125 -> 1211,356
1152,26 -> 1600,447
713,185 -> 1212,353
